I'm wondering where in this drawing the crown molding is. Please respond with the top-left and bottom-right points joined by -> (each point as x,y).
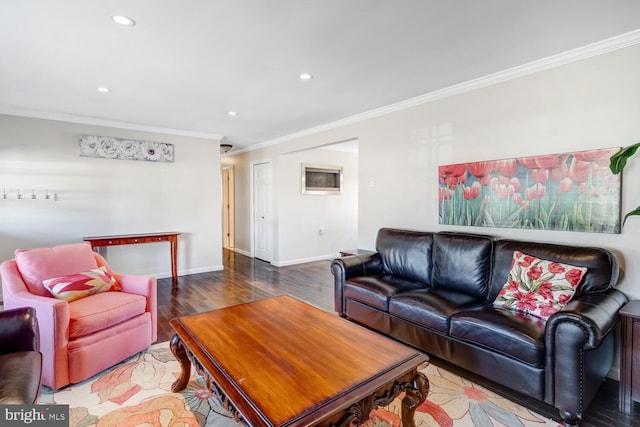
246,29 -> 640,152
0,108 -> 224,141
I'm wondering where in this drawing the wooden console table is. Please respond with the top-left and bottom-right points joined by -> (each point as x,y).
83,232 -> 180,283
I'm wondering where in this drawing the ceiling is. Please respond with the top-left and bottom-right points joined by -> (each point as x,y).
1,1 -> 640,153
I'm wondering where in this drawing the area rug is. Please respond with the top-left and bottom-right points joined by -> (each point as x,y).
39,342 -> 561,427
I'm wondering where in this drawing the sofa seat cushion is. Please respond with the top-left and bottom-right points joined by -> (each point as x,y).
389,288 -> 487,333
0,351 -> 42,404
344,276 -> 425,310
69,291 -> 148,339
450,306 -> 546,367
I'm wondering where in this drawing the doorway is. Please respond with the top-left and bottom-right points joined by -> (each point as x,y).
222,165 -> 234,249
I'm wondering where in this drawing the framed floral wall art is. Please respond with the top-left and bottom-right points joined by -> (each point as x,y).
438,148 -> 621,233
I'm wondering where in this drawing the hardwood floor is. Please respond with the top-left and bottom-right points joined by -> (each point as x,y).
157,249 -> 639,427
156,249 -> 334,343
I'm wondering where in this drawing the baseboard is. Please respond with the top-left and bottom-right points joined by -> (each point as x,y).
226,247 -> 338,266
273,253 -> 340,267
151,265 -> 223,279
182,266 -> 224,275
232,247 -> 251,257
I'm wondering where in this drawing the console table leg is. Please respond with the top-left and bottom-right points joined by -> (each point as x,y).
170,236 -> 178,284
170,334 -> 191,392
401,372 -> 429,427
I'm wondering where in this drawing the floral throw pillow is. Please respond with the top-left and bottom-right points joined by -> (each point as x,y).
43,266 -> 120,302
493,251 -> 587,319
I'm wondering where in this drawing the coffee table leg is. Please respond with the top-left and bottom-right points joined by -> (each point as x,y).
170,334 -> 191,392
401,372 -> 429,427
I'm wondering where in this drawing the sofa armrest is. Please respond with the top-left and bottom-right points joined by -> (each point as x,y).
544,288 -> 628,421
331,253 -> 383,315
0,307 -> 39,354
113,273 -> 158,343
546,289 -> 628,350
113,273 -> 157,298
1,260 -> 70,349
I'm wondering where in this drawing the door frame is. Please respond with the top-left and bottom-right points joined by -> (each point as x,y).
222,165 -> 234,249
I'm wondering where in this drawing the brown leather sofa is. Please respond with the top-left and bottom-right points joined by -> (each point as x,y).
331,228 -> 628,426
0,306 -> 42,404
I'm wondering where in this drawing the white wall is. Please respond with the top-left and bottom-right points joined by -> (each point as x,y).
0,115 -> 223,284
354,44 -> 640,299
277,147 -> 358,265
227,43 -> 640,299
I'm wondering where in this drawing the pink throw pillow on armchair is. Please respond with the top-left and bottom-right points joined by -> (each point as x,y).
43,266 -> 119,302
15,242 -> 99,297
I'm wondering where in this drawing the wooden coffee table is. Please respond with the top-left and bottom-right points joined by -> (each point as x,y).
170,295 -> 429,427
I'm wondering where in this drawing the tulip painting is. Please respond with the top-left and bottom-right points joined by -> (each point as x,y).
438,148 -> 621,233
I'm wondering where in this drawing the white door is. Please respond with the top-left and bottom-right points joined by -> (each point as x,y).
253,162 -> 273,262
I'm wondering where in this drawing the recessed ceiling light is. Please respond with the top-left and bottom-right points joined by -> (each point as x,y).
227,111 -> 238,116
97,87 -> 111,93
299,73 -> 314,80
111,15 -> 136,26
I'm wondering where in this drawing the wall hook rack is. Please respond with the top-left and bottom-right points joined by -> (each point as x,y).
2,189 -> 56,201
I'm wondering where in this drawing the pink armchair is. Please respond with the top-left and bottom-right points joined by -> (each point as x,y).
0,242 -> 157,390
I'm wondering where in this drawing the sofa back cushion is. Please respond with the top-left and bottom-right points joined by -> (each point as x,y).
488,240 -> 619,301
15,243 -> 99,297
376,228 -> 433,284
431,232 -> 494,299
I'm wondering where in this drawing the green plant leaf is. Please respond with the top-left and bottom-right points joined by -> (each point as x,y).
611,142 -> 640,225
610,143 -> 640,174
624,206 -> 640,225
